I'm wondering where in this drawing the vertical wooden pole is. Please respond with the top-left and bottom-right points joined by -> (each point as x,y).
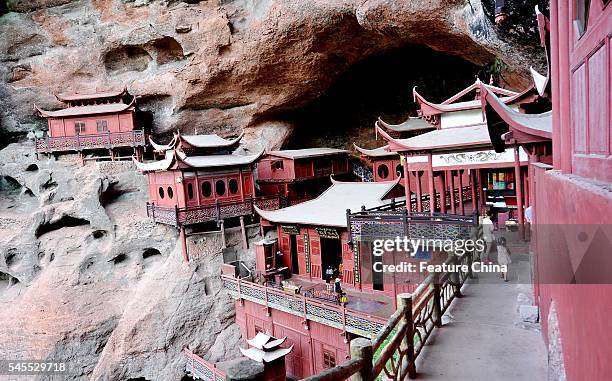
416,172 -> 422,213
402,154 -> 412,214
350,338 -> 373,381
397,293 -> 416,379
240,216 -> 248,250
440,172 -> 447,214
514,146 -> 525,225
180,227 -> 189,262
476,169 -> 485,211
448,171 -> 456,214
220,220 -> 227,248
427,153 -> 435,215
470,170 -> 477,214
458,170 -> 465,215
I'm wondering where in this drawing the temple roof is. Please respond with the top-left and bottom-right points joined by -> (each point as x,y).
240,332 -> 293,363
55,87 -> 129,102
353,144 -> 397,158
413,80 -> 524,117
35,97 -> 136,118
481,84 -> 552,152
132,148 -> 263,172
375,116 -> 434,132
377,124 -> 493,153
255,179 -> 402,227
266,148 -> 349,159
149,132 -> 244,151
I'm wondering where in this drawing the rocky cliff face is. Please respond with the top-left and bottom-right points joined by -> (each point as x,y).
0,0 -> 542,147
0,143 -> 249,380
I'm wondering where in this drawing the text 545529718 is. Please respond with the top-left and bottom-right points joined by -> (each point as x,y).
0,360 -> 69,375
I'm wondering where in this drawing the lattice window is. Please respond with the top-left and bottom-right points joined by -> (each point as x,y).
323,350 -> 336,369
96,120 -> 108,133
74,121 -> 86,135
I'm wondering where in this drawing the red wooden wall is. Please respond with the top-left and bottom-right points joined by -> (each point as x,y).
47,111 -> 135,137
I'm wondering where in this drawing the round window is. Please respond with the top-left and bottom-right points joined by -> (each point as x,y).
396,164 -> 404,178
216,180 -> 226,196
229,179 -> 239,194
377,164 -> 389,179
167,186 -> 174,199
158,187 -> 165,199
187,183 -> 194,199
202,181 -> 212,197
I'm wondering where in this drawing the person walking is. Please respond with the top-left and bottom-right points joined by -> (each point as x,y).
496,236 -> 512,282
482,212 -> 495,263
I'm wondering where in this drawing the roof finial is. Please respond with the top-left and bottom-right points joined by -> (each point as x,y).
489,74 -> 495,86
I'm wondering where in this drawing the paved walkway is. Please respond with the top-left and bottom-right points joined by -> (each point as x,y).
414,234 -> 548,380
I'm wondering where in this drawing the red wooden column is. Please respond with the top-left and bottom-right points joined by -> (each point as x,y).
440,171 -> 447,213
470,170 -> 477,214
448,171 -> 456,214
476,169 -> 485,211
524,165 -> 530,208
427,153 -> 435,215
458,170 -> 465,215
402,154 -> 412,214
514,146 -> 525,225
416,171 -> 423,212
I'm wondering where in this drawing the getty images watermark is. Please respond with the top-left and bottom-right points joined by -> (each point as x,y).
371,237 -> 506,274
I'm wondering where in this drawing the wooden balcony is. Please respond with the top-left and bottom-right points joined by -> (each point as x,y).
184,348 -> 225,381
146,195 -> 286,227
221,275 -> 387,339
35,130 -> 146,153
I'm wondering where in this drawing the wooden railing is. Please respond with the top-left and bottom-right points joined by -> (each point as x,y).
146,195 -> 286,227
35,130 -> 146,153
303,229 -> 482,381
221,275 -> 387,339
184,348 -> 225,381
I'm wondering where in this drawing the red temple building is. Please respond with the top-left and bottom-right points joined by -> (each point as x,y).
220,178 -> 474,379
34,87 -> 146,162
256,148 -> 350,205
482,3 -> 612,380
133,131 -> 284,261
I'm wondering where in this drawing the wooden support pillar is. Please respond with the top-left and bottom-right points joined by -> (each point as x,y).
458,170 -> 465,215
416,171 -> 423,213
524,165 -> 530,208
350,338 -> 373,381
109,149 -> 114,161
397,293 -> 416,379
180,226 -> 189,262
448,171 -> 456,214
470,170 -> 477,214
514,146 -> 525,225
240,216 -> 248,250
427,153 -> 435,215
476,169 -> 485,211
220,220 -> 227,248
402,154 -> 412,214
440,171 -> 447,214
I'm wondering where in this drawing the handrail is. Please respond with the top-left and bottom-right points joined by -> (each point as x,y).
35,130 -> 145,153
303,228 -> 482,381
184,348 -> 225,381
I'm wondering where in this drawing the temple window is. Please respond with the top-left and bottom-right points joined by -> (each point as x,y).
396,164 -> 404,178
216,180 -> 226,196
74,121 -> 86,135
187,183 -> 194,199
323,350 -> 336,369
201,181 -> 212,198
158,187 -> 165,199
574,0 -> 591,37
272,160 -> 284,170
96,120 -> 108,133
167,186 -> 174,199
377,164 -> 389,179
229,179 -> 239,194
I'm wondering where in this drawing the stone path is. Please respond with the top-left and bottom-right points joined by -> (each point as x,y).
414,234 -> 548,380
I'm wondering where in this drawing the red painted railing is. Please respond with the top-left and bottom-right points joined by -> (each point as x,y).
222,275 -> 387,339
147,195 -> 286,227
184,348 -> 225,381
35,130 -> 146,153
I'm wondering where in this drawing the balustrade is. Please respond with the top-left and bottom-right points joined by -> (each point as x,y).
35,130 -> 146,153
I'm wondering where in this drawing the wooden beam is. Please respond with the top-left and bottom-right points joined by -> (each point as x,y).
458,170 -> 464,215
440,171 -> 447,213
416,171 -> 422,213
427,153 -> 435,215
448,171 -> 456,214
402,154 -> 412,214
